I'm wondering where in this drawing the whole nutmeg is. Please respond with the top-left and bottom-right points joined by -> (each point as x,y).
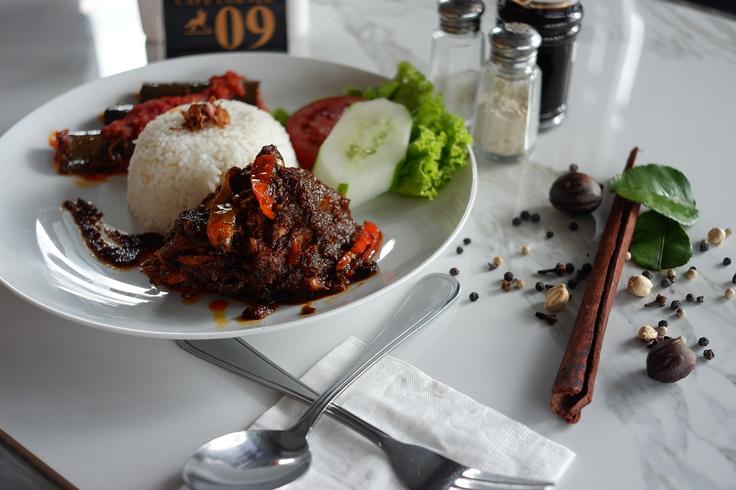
544,284 -> 570,312
646,336 -> 696,383
549,171 -> 603,216
627,274 -> 653,297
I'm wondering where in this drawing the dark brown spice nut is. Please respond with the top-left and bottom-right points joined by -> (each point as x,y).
549,171 -> 603,216
646,336 -> 696,383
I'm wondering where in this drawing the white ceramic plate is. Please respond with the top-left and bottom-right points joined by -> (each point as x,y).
0,53 -> 476,339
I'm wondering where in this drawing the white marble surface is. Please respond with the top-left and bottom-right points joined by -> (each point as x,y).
1,0 -> 736,489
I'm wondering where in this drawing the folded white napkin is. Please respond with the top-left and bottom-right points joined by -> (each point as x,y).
248,337 -> 575,489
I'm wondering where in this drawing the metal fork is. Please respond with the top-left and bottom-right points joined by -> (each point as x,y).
178,338 -> 554,490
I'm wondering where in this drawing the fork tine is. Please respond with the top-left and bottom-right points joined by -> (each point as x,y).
451,475 -> 553,490
461,468 -> 554,488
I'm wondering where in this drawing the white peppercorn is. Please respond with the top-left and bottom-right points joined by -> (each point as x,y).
637,325 -> 657,341
708,227 -> 726,246
627,274 -> 653,297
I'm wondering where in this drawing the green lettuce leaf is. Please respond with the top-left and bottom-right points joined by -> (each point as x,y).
271,107 -> 290,127
347,62 -> 471,199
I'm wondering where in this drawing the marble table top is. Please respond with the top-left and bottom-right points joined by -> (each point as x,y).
1,0 -> 735,489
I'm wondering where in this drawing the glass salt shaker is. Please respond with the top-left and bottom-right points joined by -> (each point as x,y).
428,0 -> 486,125
473,22 -> 542,162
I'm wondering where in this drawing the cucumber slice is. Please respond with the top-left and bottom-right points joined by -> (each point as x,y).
313,98 -> 412,206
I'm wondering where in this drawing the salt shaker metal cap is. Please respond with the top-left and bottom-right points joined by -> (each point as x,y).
439,0 -> 485,34
490,22 -> 542,67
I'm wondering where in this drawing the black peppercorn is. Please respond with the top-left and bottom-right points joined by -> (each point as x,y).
469,292 -> 479,302
642,270 -> 653,279
512,217 -> 522,226
531,213 -> 541,223
671,300 -> 681,310
449,267 -> 459,276
686,293 -> 694,302
658,320 -> 669,328
521,210 -> 530,221
463,237 -> 471,245
565,263 -> 575,274
567,278 -> 578,289
503,271 -> 514,281
546,231 -> 554,239
723,257 -> 732,266
703,349 -> 715,360
535,281 -> 545,291
661,277 -> 672,288
581,263 -> 593,275
696,295 -> 705,303
732,273 -> 736,284
698,337 -> 709,347
569,221 -> 579,231
700,240 -> 709,252
569,163 -> 579,173
456,246 -> 463,254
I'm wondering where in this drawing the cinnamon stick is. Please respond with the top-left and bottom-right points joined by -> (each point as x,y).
550,147 -> 641,423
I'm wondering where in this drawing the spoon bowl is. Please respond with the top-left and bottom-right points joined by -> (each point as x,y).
184,429 -> 311,490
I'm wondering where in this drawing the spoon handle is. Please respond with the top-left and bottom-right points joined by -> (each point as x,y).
289,273 -> 460,440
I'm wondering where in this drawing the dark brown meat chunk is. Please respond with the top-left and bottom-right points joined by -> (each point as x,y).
141,145 -> 379,304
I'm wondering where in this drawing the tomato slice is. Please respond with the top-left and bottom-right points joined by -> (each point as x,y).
286,95 -> 363,171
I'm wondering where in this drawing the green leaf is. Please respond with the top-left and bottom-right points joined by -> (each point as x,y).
608,164 -> 698,226
630,211 -> 693,270
270,107 -> 290,127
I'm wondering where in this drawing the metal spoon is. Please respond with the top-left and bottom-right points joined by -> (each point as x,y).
182,273 -> 460,490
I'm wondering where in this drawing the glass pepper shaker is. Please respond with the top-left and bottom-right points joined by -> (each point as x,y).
428,0 -> 486,125
497,0 -> 584,129
473,22 -> 542,162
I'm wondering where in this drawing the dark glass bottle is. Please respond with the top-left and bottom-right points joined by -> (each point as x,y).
497,0 -> 583,129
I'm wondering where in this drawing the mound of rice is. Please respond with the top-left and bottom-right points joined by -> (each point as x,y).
127,99 -> 297,233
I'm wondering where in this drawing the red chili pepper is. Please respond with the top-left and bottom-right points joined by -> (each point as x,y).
336,221 -> 381,274
250,152 -> 277,219
207,204 -> 237,250
288,238 -> 301,265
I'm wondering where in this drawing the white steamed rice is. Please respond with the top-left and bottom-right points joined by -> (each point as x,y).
127,99 -> 296,233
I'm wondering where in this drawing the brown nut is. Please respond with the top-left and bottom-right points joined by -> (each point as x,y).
549,171 -> 603,216
646,336 -> 696,383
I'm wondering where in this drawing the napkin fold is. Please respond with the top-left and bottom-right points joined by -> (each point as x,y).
248,337 -> 575,489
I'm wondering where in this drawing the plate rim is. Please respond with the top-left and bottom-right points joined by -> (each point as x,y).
0,52 -> 478,339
